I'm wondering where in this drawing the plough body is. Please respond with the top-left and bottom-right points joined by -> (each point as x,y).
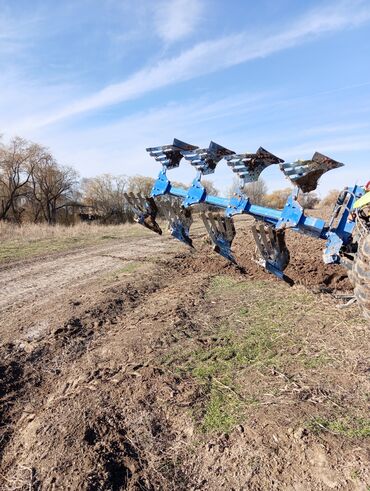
124,138 -> 370,318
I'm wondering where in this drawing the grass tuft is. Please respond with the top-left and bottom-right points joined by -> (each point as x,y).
202,388 -> 241,433
307,417 -> 370,438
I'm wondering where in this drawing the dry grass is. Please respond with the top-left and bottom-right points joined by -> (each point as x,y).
0,221 -> 137,242
0,222 -> 150,263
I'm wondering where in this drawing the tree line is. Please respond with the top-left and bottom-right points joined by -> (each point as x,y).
0,136 -> 338,225
0,137 -> 80,224
0,136 -> 219,225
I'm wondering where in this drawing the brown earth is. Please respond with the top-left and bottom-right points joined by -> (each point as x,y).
0,219 -> 369,490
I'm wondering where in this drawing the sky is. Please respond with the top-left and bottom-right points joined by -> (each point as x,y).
1,0 -> 370,196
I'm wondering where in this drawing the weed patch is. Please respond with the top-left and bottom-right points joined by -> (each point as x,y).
201,387 -> 241,433
167,276 -> 315,433
161,275 -> 366,437
301,353 -> 333,369
307,417 -> 370,438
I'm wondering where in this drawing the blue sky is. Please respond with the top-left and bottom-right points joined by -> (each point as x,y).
1,0 -> 370,196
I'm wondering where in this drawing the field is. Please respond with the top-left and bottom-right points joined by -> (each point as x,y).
0,218 -> 369,490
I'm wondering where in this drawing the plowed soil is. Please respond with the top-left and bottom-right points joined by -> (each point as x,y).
0,219 -> 369,490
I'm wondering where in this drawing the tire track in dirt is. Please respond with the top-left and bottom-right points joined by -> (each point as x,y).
0,234 -> 184,347
0,251 -> 211,489
0,236 -> 175,312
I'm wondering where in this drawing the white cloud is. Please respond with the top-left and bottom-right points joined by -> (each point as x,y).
0,71 -> 78,136
22,0 -> 370,129
20,91 -> 274,183
18,86 -> 368,197
154,0 -> 204,43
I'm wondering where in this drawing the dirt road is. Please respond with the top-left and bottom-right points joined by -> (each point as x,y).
0,224 -> 369,490
0,234 -> 178,345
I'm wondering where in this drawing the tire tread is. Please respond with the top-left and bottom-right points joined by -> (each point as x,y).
352,235 -> 370,321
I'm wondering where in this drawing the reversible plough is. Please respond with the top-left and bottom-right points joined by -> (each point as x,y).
123,139 -> 370,320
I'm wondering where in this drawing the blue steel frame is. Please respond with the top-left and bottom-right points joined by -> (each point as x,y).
151,167 -> 364,265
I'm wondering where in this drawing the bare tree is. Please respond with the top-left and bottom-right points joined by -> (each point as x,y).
31,156 -> 78,224
245,179 -> 267,205
264,188 -> 292,209
227,176 -> 241,198
202,179 -> 219,196
126,175 -> 155,196
82,174 -> 129,222
227,177 -> 267,205
0,137 -> 44,222
298,192 -> 320,210
321,189 -> 340,207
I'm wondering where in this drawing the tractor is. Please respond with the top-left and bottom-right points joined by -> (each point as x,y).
124,139 -> 370,320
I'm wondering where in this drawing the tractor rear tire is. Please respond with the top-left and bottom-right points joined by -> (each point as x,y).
352,234 -> 370,321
